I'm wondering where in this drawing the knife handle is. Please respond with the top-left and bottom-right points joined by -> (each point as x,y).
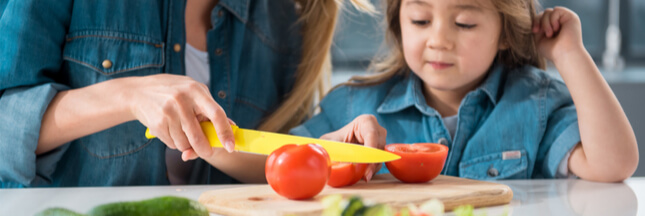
144,123 -> 239,148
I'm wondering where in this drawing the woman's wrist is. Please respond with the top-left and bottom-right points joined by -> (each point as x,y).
109,76 -> 140,122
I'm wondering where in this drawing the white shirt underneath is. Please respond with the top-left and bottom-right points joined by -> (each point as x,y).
184,43 -> 211,86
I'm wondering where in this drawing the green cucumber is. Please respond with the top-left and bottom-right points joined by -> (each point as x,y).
35,207 -> 84,216
36,196 -> 208,216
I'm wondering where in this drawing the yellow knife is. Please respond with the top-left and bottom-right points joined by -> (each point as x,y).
145,122 -> 400,163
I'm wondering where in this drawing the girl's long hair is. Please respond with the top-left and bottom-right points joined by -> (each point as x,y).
257,0 -> 375,133
348,0 -> 545,87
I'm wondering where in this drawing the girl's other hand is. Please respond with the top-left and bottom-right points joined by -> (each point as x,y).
532,7 -> 584,62
125,74 -> 236,161
319,114 -> 387,182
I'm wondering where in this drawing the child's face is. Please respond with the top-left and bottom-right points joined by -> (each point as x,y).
400,0 -> 503,93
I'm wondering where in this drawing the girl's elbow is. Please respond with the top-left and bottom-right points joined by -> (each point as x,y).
576,151 -> 638,182
593,156 -> 638,182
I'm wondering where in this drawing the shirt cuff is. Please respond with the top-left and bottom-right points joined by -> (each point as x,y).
0,83 -> 69,186
555,149 -> 578,179
544,122 -> 581,178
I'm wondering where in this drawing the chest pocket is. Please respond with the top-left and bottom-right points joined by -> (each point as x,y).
459,150 -> 528,180
62,31 -> 164,80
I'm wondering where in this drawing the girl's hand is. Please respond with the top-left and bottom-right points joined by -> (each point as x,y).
533,7 -> 584,62
125,74 -> 236,161
319,114 -> 387,181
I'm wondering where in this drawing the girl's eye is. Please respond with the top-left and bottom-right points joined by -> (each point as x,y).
456,22 -> 476,29
411,20 -> 430,26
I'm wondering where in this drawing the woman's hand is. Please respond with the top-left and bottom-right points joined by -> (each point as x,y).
533,7 -> 584,63
125,74 -> 236,161
319,114 -> 387,181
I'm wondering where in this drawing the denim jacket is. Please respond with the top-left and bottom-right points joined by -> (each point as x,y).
291,64 -> 581,180
0,0 -> 302,187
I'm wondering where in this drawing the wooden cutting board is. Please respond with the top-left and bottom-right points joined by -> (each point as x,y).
199,174 -> 513,216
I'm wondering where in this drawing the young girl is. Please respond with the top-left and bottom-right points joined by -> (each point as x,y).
291,0 -> 638,182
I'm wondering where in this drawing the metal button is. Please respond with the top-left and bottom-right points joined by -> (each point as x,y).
217,90 -> 227,99
218,10 -> 223,17
215,48 -> 223,56
173,43 -> 181,52
101,60 -> 112,69
487,167 -> 499,177
437,138 -> 448,145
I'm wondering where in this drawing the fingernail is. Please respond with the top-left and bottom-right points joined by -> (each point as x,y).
225,140 -> 235,153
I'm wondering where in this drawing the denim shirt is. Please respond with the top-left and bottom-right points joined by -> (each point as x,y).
291,64 -> 581,180
0,0 -> 302,187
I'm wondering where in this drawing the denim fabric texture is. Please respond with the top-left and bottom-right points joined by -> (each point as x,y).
291,63 -> 581,180
0,0 -> 302,187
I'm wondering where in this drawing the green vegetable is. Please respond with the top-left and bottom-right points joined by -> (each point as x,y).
453,205 -> 475,216
418,199 -> 444,216
322,194 -> 344,216
342,196 -> 365,216
36,196 -> 208,216
397,207 -> 411,216
36,208 -> 84,216
362,204 -> 393,216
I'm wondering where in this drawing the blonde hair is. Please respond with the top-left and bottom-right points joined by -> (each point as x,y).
257,0 -> 376,133
348,0 -> 545,86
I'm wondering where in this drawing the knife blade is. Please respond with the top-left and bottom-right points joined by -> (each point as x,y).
145,122 -> 400,163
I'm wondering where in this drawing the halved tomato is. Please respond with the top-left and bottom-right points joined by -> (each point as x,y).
327,162 -> 368,187
384,143 -> 449,183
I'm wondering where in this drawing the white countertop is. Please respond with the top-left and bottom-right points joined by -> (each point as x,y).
1,177 -> 642,216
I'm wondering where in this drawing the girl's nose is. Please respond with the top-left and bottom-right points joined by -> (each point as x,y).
426,22 -> 454,51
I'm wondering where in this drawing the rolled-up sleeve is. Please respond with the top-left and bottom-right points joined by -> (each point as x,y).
0,84 -> 70,186
0,0 -> 73,186
536,79 -> 581,179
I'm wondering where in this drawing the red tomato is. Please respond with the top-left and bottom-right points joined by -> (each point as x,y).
265,144 -> 331,200
385,143 -> 448,183
327,162 -> 368,188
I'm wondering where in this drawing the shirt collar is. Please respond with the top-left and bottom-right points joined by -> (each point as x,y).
376,63 -> 505,116
478,63 -> 505,106
219,0 -> 250,23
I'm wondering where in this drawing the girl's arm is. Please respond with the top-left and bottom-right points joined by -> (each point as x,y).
534,7 -> 638,182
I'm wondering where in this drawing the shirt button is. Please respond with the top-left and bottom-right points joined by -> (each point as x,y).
101,60 -> 112,69
437,138 -> 448,145
173,43 -> 181,52
218,10 -> 223,17
215,48 -> 223,56
217,90 -> 227,99
487,167 -> 499,177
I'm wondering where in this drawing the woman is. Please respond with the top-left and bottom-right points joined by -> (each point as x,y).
0,0 -> 379,187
